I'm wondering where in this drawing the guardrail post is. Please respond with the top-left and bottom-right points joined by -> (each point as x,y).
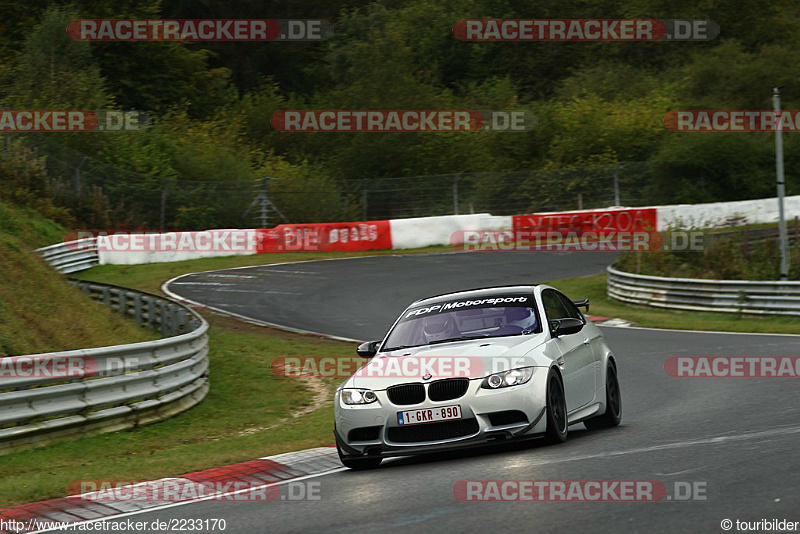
148,296 -> 158,328
160,301 -> 168,336
134,294 -> 143,327
177,309 -> 186,334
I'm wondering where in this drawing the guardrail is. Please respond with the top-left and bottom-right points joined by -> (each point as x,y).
0,280 -> 209,453
607,266 -> 800,316
36,238 -> 98,273
703,225 -> 800,251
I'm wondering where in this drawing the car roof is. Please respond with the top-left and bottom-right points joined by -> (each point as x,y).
410,285 -> 538,307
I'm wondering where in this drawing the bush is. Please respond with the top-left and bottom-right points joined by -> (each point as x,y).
615,226 -> 800,281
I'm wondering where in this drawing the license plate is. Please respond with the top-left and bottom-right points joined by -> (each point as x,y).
397,405 -> 462,425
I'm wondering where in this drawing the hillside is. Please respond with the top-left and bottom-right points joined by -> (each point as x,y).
0,201 -> 154,356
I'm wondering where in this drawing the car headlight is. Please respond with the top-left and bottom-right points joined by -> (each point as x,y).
481,367 -> 534,389
341,389 -> 378,405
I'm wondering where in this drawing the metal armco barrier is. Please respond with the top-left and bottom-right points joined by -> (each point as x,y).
607,266 -> 800,316
36,238 -> 98,273
0,280 -> 209,453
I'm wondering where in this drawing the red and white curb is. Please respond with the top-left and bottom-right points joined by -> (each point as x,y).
0,447 -> 342,533
259,446 -> 342,474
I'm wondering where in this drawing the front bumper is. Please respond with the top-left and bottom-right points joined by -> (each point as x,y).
334,370 -> 549,460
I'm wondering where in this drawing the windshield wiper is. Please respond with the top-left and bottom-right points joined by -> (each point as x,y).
382,344 -> 421,351
427,335 -> 488,345
435,330 -> 537,343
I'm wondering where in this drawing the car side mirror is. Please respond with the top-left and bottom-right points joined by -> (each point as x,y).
356,340 -> 381,358
550,318 -> 584,338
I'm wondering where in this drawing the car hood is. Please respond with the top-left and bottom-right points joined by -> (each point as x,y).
346,333 -> 548,390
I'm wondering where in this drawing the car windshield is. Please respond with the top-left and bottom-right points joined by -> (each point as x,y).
383,295 -> 540,351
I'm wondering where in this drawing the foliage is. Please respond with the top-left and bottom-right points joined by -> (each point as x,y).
0,142 -> 75,227
1,0 -> 799,229
615,227 -> 800,280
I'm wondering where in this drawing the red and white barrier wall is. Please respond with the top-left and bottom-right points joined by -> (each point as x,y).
94,194 -> 800,265
259,220 -> 392,252
511,207 -> 657,235
95,221 -> 395,265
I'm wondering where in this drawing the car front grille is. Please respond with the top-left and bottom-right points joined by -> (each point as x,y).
387,418 -> 479,443
427,378 -> 469,401
387,383 -> 425,405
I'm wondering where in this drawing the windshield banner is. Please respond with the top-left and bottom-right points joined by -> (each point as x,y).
403,295 -> 533,320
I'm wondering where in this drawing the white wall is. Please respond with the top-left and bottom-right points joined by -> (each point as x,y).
656,195 -> 800,230
390,214 -> 513,249
97,230 -> 259,265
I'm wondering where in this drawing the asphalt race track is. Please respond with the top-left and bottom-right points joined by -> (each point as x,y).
123,251 -> 800,533
164,251 -> 619,341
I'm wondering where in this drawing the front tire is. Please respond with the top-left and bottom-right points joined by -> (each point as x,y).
584,362 -> 622,430
543,369 -> 568,444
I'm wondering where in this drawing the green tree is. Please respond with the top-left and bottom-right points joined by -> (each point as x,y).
6,5 -> 112,110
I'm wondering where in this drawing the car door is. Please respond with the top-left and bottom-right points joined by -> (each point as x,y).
557,292 -> 600,406
542,289 -> 596,412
